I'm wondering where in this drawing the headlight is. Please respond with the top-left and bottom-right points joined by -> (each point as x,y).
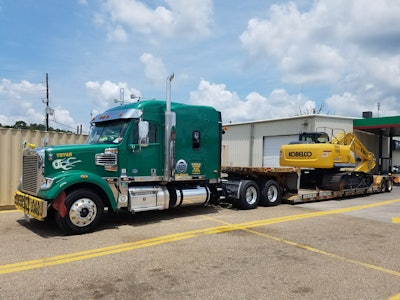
41,177 -> 54,190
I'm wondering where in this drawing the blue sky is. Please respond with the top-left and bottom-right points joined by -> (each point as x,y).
1,0 -> 400,133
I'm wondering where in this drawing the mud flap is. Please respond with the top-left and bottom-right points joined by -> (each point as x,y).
52,191 -> 67,217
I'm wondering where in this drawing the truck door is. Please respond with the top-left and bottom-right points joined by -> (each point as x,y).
127,120 -> 162,179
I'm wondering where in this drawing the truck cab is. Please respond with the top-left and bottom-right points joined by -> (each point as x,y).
15,100 -> 223,234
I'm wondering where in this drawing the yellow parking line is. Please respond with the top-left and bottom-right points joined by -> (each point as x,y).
200,200 -> 400,279
1,198 -> 400,276
0,225 -> 235,275
205,198 -> 400,229
392,217 -> 400,224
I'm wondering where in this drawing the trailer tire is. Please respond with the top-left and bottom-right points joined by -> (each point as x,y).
235,180 -> 260,210
260,180 -> 282,206
378,180 -> 386,193
385,179 -> 393,192
55,189 -> 104,235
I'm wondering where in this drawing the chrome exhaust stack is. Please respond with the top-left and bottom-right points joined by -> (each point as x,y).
164,73 -> 175,182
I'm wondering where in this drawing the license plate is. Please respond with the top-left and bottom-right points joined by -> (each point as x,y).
14,191 -> 47,221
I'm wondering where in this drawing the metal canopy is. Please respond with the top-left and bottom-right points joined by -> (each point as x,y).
353,116 -> 400,137
353,116 -> 400,174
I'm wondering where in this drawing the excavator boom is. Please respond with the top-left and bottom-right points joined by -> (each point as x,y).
332,132 -> 376,172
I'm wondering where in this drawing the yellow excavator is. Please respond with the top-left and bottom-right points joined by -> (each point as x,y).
280,131 -> 376,190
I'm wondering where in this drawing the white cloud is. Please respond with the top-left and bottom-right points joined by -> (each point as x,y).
107,24 -> 128,42
364,55 -> 400,88
164,0 -> 213,37
189,80 -> 241,121
190,80 -> 317,123
0,79 -> 46,125
85,80 -> 141,114
240,0 -> 400,117
0,78 -> 43,99
77,0 -> 88,6
280,44 -> 345,83
325,93 -> 362,117
240,2 -> 304,58
0,78 -> 82,130
3,0 -> 400,131
140,53 -> 167,87
98,0 -> 212,41
240,0 -> 400,82
240,1 -> 347,84
51,106 -> 77,130
105,0 -> 173,35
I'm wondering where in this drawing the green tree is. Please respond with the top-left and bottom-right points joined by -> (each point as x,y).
0,120 -> 73,133
14,121 -> 27,129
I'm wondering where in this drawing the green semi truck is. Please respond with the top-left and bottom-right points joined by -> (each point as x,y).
14,97 -> 392,234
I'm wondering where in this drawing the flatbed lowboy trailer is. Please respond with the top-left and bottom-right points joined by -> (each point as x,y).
222,166 -> 393,205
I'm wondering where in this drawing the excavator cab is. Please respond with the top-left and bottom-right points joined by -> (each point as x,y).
297,132 -> 330,144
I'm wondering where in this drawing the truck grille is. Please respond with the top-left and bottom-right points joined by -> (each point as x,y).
21,150 -> 42,194
95,153 -> 117,166
95,148 -> 118,172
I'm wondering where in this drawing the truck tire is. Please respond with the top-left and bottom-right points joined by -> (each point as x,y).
385,179 -> 393,192
378,179 -> 386,193
55,189 -> 104,235
236,180 -> 260,210
260,180 -> 282,206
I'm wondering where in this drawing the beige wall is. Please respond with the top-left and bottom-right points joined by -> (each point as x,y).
0,128 -> 87,208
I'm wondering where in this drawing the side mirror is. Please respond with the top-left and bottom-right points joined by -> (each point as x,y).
138,120 -> 149,147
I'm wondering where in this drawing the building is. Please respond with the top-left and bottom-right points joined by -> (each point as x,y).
222,114 -> 400,174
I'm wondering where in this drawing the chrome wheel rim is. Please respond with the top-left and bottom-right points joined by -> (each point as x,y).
268,186 -> 278,202
245,186 -> 258,205
69,198 -> 97,227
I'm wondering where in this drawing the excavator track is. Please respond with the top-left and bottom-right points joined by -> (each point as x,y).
319,172 -> 373,191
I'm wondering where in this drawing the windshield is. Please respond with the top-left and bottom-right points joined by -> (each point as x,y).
87,120 -> 130,144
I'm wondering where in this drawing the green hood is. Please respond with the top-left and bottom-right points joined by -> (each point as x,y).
43,143 -> 120,177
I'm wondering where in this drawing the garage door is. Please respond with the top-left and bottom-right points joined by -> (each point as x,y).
263,135 -> 298,167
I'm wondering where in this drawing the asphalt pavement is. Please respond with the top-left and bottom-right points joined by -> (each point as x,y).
1,187 -> 400,299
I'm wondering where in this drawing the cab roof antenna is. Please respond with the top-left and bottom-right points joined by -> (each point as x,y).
114,88 -> 125,105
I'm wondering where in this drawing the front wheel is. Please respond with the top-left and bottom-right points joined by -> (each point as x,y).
235,180 -> 260,210
55,189 -> 104,235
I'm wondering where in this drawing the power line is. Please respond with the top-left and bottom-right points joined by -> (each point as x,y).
49,119 -> 87,134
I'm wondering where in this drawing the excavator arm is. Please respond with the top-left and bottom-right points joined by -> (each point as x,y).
332,132 -> 376,172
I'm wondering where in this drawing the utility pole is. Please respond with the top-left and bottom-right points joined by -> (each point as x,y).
45,73 -> 49,130
377,102 -> 381,117
43,73 -> 54,131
